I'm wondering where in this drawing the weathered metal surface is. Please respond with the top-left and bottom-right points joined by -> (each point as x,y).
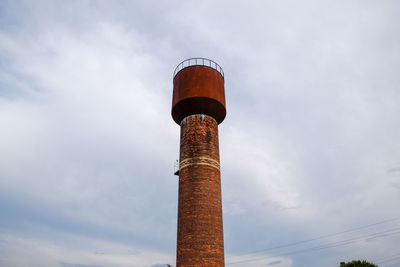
172,65 -> 226,124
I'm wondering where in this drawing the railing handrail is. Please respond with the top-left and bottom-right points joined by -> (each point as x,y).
173,58 -> 224,79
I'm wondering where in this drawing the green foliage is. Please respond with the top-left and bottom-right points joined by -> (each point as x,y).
340,260 -> 378,267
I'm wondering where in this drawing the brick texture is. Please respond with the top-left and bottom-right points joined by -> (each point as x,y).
177,114 -> 225,266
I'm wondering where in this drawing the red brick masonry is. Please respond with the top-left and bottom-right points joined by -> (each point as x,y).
177,114 -> 225,266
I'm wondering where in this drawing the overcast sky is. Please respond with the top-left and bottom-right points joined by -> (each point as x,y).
0,1 -> 399,267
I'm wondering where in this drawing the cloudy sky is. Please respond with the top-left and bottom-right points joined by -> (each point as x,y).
0,1 -> 399,266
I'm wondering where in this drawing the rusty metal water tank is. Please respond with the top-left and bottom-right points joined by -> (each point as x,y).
171,58 -> 226,125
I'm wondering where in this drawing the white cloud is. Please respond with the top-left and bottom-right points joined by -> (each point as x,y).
0,0 -> 399,266
0,232 -> 173,267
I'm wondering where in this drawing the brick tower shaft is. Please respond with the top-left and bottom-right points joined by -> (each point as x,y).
177,114 -> 224,266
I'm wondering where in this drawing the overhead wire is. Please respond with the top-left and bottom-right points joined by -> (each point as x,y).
376,254 -> 400,265
228,217 -> 400,259
383,262 -> 400,267
374,252 -> 400,262
227,226 -> 400,265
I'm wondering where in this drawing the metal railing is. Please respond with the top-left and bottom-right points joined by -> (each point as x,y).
173,58 -> 224,78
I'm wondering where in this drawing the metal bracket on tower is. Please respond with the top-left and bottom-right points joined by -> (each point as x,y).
174,159 -> 179,176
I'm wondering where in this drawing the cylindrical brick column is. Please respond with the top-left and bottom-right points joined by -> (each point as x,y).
177,114 -> 224,266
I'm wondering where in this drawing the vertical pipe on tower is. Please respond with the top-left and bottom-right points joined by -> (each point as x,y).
172,59 -> 226,266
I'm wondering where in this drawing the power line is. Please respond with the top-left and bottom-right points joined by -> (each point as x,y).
228,217 -> 399,259
227,217 -> 400,259
227,231 -> 400,265
376,255 -> 400,264
227,227 -> 400,265
383,261 -> 400,267
374,252 -> 400,262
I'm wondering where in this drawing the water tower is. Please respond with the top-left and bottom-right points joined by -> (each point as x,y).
172,58 -> 226,266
